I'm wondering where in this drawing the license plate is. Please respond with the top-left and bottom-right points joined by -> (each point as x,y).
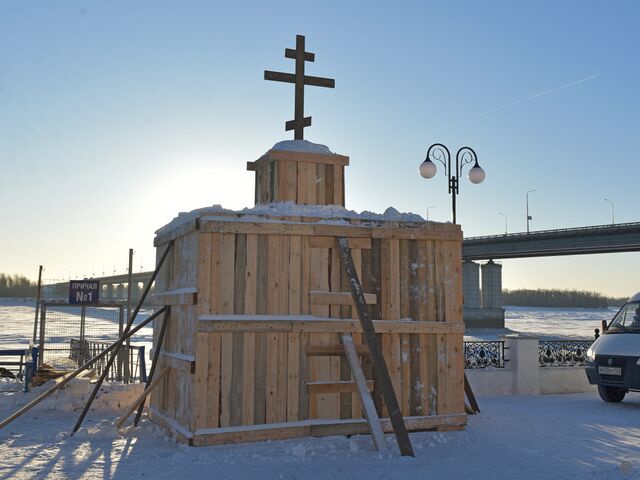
599,366 -> 622,376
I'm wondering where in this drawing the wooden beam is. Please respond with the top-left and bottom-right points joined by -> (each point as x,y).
285,48 -> 314,61
306,344 -> 370,357
309,291 -> 377,306
341,334 -> 387,452
188,414 -> 466,447
335,237 -> 414,457
307,380 -> 374,395
152,288 -> 197,306
264,70 -> 296,83
115,368 -> 169,429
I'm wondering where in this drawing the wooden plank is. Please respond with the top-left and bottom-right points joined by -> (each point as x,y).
149,407 -> 193,445
152,288 -> 198,306
288,237 -> 301,422
198,220 -> 462,242
265,332 -> 279,423
241,332 -> 256,425
193,333 -> 209,430
341,334 -> 387,452
316,163 -> 326,205
334,165 -> 344,206
309,237 -> 371,250
306,344 -> 370,356
241,234 -> 258,426
158,351 -> 195,373
309,291 -> 377,306
258,149 -> 350,167
276,332 -> 288,422
307,380 -> 374,395
325,164 -> 334,205
116,368 -> 169,429
335,237 -> 414,457
209,234 -> 222,315
296,162 -> 309,204
218,233 -> 235,428
229,333 -> 244,426
197,317 -> 465,334
436,333 -> 447,414
206,333 -> 222,428
189,414 -> 466,447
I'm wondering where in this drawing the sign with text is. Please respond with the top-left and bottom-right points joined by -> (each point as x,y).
69,280 -> 100,305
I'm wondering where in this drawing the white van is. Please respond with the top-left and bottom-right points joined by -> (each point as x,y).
586,292 -> 640,402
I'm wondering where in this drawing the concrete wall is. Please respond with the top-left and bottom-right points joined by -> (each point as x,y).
463,307 -> 505,328
462,261 -> 481,308
481,260 -> 502,309
465,335 -> 596,397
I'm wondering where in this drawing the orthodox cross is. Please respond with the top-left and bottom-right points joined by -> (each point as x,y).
264,34 -> 335,140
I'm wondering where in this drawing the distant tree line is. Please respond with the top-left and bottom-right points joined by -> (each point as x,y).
503,288 -> 627,308
0,274 -> 36,297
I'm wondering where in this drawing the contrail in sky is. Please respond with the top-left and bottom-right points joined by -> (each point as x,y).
430,73 -> 599,134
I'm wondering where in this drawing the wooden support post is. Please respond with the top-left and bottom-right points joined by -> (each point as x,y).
0,307 -> 165,430
125,248 -> 134,383
335,237 -> 414,457
32,265 -> 43,344
464,373 -> 480,414
133,308 -> 170,426
115,368 -> 169,429
71,241 -> 174,435
341,334 -> 387,453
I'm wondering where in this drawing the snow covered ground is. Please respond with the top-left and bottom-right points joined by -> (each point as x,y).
2,299 -> 635,479
1,391 -> 640,479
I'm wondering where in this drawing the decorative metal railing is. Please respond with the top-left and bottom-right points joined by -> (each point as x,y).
464,341 -> 507,368
538,340 -> 593,367
69,339 -> 147,382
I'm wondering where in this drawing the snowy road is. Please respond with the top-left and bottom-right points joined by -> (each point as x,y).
1,392 -> 639,479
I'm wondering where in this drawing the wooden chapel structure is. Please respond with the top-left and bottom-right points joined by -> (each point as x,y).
148,35 -> 466,447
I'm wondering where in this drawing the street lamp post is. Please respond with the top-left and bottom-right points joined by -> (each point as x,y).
426,205 -> 436,221
498,212 -> 507,235
604,198 -> 615,225
526,189 -> 536,233
418,144 -> 486,224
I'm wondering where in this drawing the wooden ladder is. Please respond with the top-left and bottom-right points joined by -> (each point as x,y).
305,336 -> 387,452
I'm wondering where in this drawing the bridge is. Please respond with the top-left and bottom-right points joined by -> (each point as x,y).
42,222 -> 640,325
460,222 -> 640,328
463,221 -> 640,260
43,271 -> 154,302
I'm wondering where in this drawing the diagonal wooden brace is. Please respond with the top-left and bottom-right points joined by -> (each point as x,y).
335,237 -> 414,457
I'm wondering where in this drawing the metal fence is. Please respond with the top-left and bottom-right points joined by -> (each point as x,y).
464,341 -> 507,368
69,339 -> 147,382
37,301 -> 144,381
539,340 -> 593,367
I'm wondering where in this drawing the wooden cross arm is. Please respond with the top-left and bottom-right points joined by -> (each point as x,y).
264,70 -> 295,83
285,48 -> 315,62
264,70 -> 335,88
305,75 -> 335,88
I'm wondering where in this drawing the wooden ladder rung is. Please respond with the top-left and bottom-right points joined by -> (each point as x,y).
307,380 -> 374,395
306,345 -> 371,357
309,291 -> 377,305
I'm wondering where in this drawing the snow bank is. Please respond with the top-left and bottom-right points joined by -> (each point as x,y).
2,379 -> 144,414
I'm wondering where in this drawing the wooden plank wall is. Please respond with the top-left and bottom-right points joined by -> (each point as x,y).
151,231 -> 198,431
174,231 -> 465,432
254,159 -> 345,206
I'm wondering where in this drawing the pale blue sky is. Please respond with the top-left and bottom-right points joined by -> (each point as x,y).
1,1 -> 638,296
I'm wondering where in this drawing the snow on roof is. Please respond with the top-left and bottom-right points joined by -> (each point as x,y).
155,202 -> 426,236
270,139 -> 335,155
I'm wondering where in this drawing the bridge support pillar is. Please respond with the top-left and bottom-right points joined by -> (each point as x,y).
481,260 -> 502,308
462,261 -> 481,308
107,283 -> 114,299
116,283 -> 124,299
